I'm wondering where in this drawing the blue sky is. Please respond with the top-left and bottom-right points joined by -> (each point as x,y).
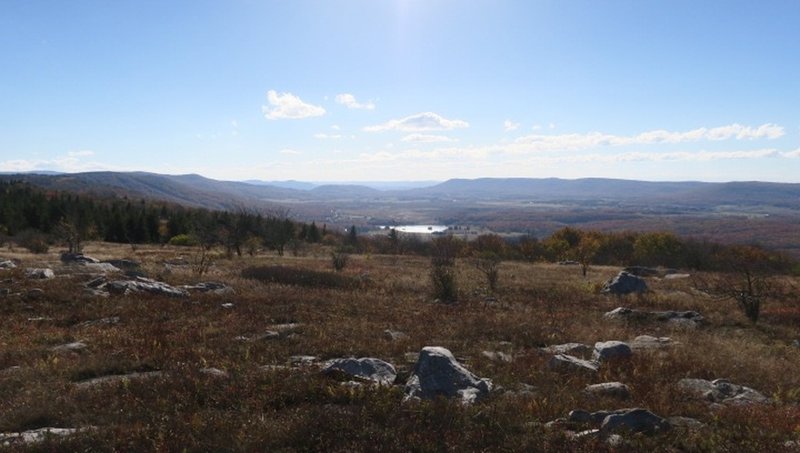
1,0 -> 798,182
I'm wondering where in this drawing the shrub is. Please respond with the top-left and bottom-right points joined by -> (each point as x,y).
331,251 -> 349,272
168,234 -> 198,247
430,264 -> 458,303
242,265 -> 358,289
16,229 -> 50,254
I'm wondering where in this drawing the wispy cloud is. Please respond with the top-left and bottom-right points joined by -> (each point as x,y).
279,148 -> 302,155
335,93 -> 375,110
401,133 -> 457,143
364,112 -> 469,132
262,90 -> 325,120
0,150 -> 112,173
503,120 -> 520,132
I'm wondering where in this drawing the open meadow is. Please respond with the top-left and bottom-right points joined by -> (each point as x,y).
2,242 -> 800,451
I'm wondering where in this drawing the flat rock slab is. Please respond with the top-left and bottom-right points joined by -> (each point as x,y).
74,371 -> 164,389
199,367 -> 229,378
540,343 -> 591,356
0,260 -> 17,269
323,357 -> 398,386
105,277 -> 189,297
593,341 -> 633,362
405,346 -> 492,404
630,335 -> 676,350
61,253 -> 100,264
678,378 -> 770,405
384,329 -> 409,341
82,262 -> 121,273
548,354 -> 599,374
604,307 -> 704,328
584,382 -> 631,400
26,268 -> 55,279
50,341 -> 88,353
1,427 -> 84,446
482,350 -> 513,363
600,408 -> 669,435
181,281 -> 234,295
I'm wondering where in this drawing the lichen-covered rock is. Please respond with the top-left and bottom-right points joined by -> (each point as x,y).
630,335 -> 676,350
583,382 -> 631,400
0,260 -> 17,269
181,281 -> 234,295
602,271 -> 647,295
26,268 -> 54,279
604,307 -> 703,328
592,341 -> 633,362
323,357 -> 397,386
540,343 -> 591,356
105,277 -> 189,297
678,378 -> 770,405
547,354 -> 599,374
405,346 -> 492,404
600,408 -> 669,435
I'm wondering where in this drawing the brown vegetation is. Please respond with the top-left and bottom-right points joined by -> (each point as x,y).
1,240 -> 799,451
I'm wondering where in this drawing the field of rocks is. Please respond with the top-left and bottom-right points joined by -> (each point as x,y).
2,242 -> 800,451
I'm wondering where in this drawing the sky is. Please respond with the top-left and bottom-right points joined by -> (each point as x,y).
1,0 -> 799,183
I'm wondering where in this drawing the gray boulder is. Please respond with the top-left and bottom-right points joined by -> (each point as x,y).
82,262 -> 121,273
583,382 -> 631,400
602,271 -> 647,295
630,335 -> 675,350
600,408 -> 669,435
604,307 -> 704,328
548,354 -> 599,374
404,346 -> 493,404
26,268 -> 54,279
593,341 -> 633,362
105,277 -> 189,297
50,341 -> 88,353
678,378 -> 770,405
0,260 -> 17,269
60,253 -> 99,264
323,357 -> 397,386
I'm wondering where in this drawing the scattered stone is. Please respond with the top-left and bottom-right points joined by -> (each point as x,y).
27,316 -> 53,322
678,378 -> 770,405
384,329 -> 408,341
404,346 -> 493,404
221,303 -> 234,309
630,335 -> 676,350
568,409 -> 626,425
623,266 -> 660,277
666,416 -> 704,431
322,357 -> 398,386
600,408 -> 669,435
26,268 -> 55,279
259,364 -> 291,372
289,355 -> 319,367
583,382 -> 631,400
74,371 -> 164,389
82,262 -> 121,273
592,341 -> 633,362
61,253 -> 100,264
234,331 -> 279,342
0,260 -> 17,269
481,351 -> 513,363
268,323 -> 302,333
199,367 -> 229,378
604,307 -> 704,328
540,343 -> 591,357
0,427 -> 84,446
182,281 -> 234,295
50,341 -> 88,353
105,277 -> 189,297
664,273 -> 691,280
548,354 -> 599,374
602,271 -> 648,295
77,316 -> 121,328
86,276 -> 107,288
25,288 -> 45,299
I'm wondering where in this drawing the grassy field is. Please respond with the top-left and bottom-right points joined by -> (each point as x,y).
1,242 -> 799,451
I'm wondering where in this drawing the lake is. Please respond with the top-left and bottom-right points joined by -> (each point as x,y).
382,225 -> 449,234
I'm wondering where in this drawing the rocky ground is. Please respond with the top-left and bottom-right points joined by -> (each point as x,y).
1,242 -> 799,451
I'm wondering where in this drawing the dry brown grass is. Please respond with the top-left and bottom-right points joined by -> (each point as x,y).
1,242 -> 799,451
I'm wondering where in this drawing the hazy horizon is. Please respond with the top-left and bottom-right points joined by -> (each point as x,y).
1,1 -> 798,182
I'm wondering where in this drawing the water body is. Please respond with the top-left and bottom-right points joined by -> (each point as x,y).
382,225 -> 449,234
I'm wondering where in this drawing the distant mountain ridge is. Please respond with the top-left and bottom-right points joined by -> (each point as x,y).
3,171 -> 800,211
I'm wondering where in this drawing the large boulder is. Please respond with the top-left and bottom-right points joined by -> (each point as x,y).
602,271 -> 648,295
105,277 -> 189,297
323,357 -> 397,386
593,341 -> 633,362
404,346 -> 493,404
678,378 -> 770,405
547,354 -> 599,374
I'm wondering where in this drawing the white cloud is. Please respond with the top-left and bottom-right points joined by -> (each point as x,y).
279,148 -> 302,155
401,133 -> 457,143
0,150 -> 114,173
783,148 -> 800,158
262,90 -> 325,120
313,133 -> 343,140
503,120 -> 520,132
335,93 -> 375,110
331,125 -> 341,130
67,150 -> 94,157
364,112 -> 469,132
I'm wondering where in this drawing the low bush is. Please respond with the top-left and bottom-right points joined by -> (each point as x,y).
242,265 -> 358,289
168,234 -> 197,247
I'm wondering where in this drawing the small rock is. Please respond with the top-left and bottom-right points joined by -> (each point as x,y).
199,367 -> 229,378
384,329 -> 408,341
60,253 -> 100,264
482,351 -> 513,363
600,408 -> 669,435
182,281 -> 234,295
0,260 -> 17,269
289,355 -> 318,367
105,277 -> 189,297
592,341 -> 633,362
221,303 -> 234,309
50,341 -> 88,353
583,382 -> 631,400
322,357 -> 398,386
25,288 -> 45,299
630,335 -> 675,350
678,378 -> 770,405
26,268 -> 55,280
0,427 -> 84,446
77,316 -> 121,327
547,354 -> 599,374
540,343 -> 591,356
82,262 -> 121,273
664,273 -> 691,280
74,371 -> 164,389
666,416 -> 704,430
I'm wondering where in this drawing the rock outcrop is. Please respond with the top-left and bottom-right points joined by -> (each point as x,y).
323,357 -> 398,386
404,346 -> 492,404
547,354 -> 599,374
678,378 -> 770,405
604,307 -> 704,328
602,271 -> 647,295
592,341 -> 633,362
